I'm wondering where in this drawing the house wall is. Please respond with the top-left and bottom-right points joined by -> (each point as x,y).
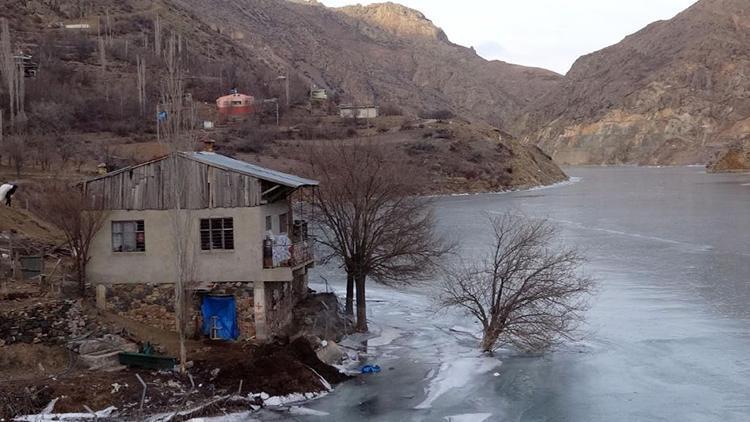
261,199 -> 292,235
88,206 -> 268,284
83,155 -> 263,210
340,107 -> 378,119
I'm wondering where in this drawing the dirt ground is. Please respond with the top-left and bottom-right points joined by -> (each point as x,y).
1,337 -> 346,420
0,286 -> 351,420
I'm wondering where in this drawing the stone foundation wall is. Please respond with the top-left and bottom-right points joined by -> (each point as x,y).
103,283 -> 256,340
292,269 -> 309,303
107,284 -> 179,333
264,281 -> 294,335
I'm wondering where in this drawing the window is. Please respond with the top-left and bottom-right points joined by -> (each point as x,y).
265,215 -> 273,232
279,213 -> 288,234
200,218 -> 234,251
112,221 -> 145,252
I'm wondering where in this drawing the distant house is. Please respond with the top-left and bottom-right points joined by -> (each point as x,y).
216,91 -> 255,121
82,144 -> 318,342
339,105 -> 378,119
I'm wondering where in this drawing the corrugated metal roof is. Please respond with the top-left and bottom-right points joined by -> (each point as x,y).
183,152 -> 319,188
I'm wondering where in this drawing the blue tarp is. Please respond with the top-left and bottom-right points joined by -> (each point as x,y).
201,295 -> 239,340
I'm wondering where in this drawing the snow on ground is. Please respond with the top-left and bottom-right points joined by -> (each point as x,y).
367,325 -> 403,347
287,406 -> 330,416
444,414 -> 492,422
414,353 -> 501,409
186,412 -> 259,422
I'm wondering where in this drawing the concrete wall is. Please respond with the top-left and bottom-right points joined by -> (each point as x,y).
88,206 -> 273,284
340,107 -> 378,119
261,200 -> 292,235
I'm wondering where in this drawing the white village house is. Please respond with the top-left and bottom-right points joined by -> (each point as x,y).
82,146 -> 318,341
338,104 -> 378,119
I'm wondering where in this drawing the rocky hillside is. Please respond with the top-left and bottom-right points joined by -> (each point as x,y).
171,0 -> 561,129
0,0 -> 568,192
522,0 -> 750,166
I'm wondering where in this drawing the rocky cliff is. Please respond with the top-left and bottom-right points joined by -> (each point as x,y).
522,0 -> 750,166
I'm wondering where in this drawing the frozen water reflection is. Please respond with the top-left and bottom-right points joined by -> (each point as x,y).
261,167 -> 750,421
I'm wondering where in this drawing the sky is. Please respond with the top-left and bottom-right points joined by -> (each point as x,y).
319,0 -> 700,74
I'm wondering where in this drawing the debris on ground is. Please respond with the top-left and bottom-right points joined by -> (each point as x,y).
360,364 -> 382,374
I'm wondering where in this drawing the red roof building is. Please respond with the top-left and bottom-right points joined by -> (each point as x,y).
216,92 -> 255,117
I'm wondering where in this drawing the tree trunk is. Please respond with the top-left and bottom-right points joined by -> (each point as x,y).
345,272 -> 354,315
355,273 -> 368,332
77,256 -> 86,296
481,323 -> 501,353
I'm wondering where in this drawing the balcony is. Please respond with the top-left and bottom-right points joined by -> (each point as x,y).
263,240 -> 314,270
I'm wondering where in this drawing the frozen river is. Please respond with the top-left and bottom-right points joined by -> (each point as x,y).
260,167 -> 750,422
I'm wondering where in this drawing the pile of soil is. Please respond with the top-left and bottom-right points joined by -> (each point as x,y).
0,343 -> 71,381
193,337 -> 349,397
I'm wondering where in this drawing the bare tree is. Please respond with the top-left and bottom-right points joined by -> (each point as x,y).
34,183 -> 108,295
0,19 -> 16,129
441,213 -> 592,353
57,136 -> 74,170
309,142 -> 449,331
4,135 -> 25,176
154,13 -> 162,57
159,33 -> 197,373
98,36 -> 108,102
136,55 -> 147,116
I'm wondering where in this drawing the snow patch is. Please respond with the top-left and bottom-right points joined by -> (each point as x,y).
414,355 -> 501,409
254,391 -> 329,407
185,412 -> 259,422
288,406 -> 330,416
444,413 -> 492,422
368,326 -> 403,347
15,406 -> 117,421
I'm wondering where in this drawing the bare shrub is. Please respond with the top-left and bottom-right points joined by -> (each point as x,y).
3,135 -> 26,176
33,183 -> 108,295
405,141 -> 437,156
419,109 -> 455,120
380,103 -> 404,116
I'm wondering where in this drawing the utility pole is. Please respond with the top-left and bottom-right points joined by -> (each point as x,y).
277,74 -> 289,108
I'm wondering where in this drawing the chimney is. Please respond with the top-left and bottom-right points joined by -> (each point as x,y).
97,163 -> 108,175
202,139 -> 216,153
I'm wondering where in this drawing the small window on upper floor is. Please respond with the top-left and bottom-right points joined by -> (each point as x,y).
265,215 -> 273,232
279,213 -> 288,234
200,218 -> 235,251
112,220 -> 145,252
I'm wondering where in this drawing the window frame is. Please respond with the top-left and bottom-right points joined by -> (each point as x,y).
111,220 -> 145,253
200,217 -> 235,251
279,213 -> 289,234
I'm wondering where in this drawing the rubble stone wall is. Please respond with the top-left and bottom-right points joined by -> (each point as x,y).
265,281 -> 294,335
0,300 -> 87,346
104,283 -> 256,340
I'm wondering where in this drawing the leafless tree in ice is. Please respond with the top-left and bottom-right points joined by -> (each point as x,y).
441,213 -> 592,353
309,141 -> 451,331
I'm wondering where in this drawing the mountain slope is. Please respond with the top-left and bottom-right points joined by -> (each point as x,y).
522,0 -> 750,166
171,0 -> 562,129
0,0 -> 568,191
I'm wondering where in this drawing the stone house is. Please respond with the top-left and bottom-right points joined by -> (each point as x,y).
338,104 -> 379,119
82,148 -> 318,342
